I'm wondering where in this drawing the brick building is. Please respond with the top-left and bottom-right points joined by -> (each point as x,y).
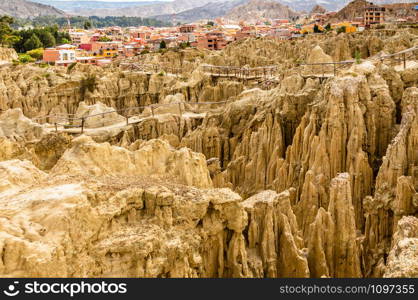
179,24 -> 196,33
364,3 -> 385,26
196,32 -> 228,50
42,44 -> 77,66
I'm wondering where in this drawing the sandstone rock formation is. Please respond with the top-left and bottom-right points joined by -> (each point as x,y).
0,48 -> 18,63
0,108 -> 45,141
384,216 -> 418,278
75,101 -> 126,128
0,30 -> 416,278
52,136 -> 213,188
0,157 -> 307,278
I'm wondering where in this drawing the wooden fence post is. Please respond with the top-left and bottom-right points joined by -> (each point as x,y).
81,117 -> 85,134
178,103 -> 183,117
403,53 -> 406,70
54,123 -> 58,132
151,105 -> 155,118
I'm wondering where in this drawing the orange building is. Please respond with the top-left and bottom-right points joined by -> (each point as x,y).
90,42 -> 121,56
235,29 -> 255,41
196,33 -> 228,50
179,24 -> 196,33
43,44 -> 77,66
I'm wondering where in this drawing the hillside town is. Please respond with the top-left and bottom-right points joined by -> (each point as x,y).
36,0 -> 418,67
0,0 -> 417,282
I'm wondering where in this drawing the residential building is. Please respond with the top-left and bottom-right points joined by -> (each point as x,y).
90,42 -> 122,56
196,32 -> 228,50
415,5 -> 418,21
76,57 -> 98,65
179,24 -> 196,33
69,31 -> 90,45
364,3 -> 385,26
43,45 -> 77,66
235,29 -> 255,41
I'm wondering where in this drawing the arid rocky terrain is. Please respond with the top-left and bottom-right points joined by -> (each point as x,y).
0,28 -> 417,278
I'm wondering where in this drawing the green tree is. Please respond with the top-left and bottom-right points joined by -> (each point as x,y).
325,23 -> 331,31
313,24 -> 322,33
0,15 -> 20,47
84,21 -> 92,30
98,36 -> 112,42
18,53 -> 35,63
26,48 -> 44,60
0,16 -> 15,26
38,31 -> 56,48
80,74 -> 97,100
1,34 -> 21,47
60,38 -> 71,44
337,26 -> 346,34
160,40 -> 166,49
23,34 -> 43,51
354,50 -> 361,64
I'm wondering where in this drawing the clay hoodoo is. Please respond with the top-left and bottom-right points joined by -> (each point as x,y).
0,27 -> 417,278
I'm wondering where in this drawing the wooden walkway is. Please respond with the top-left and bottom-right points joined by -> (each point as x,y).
119,62 -> 182,75
29,46 -> 418,132
201,64 -> 278,80
374,45 -> 418,69
296,45 -> 418,81
33,100 -> 230,134
117,46 -> 417,83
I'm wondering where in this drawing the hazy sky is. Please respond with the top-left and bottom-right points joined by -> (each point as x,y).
44,0 -> 171,2
49,0 -> 172,1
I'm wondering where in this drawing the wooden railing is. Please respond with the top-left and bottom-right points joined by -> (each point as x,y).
376,45 -> 418,69
119,62 -> 182,75
33,100 -> 230,134
297,60 -> 355,78
30,46 -> 418,132
201,64 -> 278,79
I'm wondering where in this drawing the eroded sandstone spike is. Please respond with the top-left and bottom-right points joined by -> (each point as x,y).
307,173 -> 362,278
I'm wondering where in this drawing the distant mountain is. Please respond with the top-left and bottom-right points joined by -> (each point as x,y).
226,0 -> 299,22
30,1 -> 161,14
329,0 -> 418,22
74,0 -> 228,17
281,0 -> 350,12
329,0 -> 372,21
310,5 -> 327,15
281,0 -> 416,12
0,0 -> 65,18
16,0 -> 415,21
154,0 -> 301,23
154,0 -> 246,23
383,1 -> 418,20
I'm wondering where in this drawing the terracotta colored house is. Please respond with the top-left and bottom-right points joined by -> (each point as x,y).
43,44 -> 77,66
196,33 -> 228,50
235,30 -> 255,41
69,31 -> 90,45
179,24 -> 196,33
90,42 -> 121,57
